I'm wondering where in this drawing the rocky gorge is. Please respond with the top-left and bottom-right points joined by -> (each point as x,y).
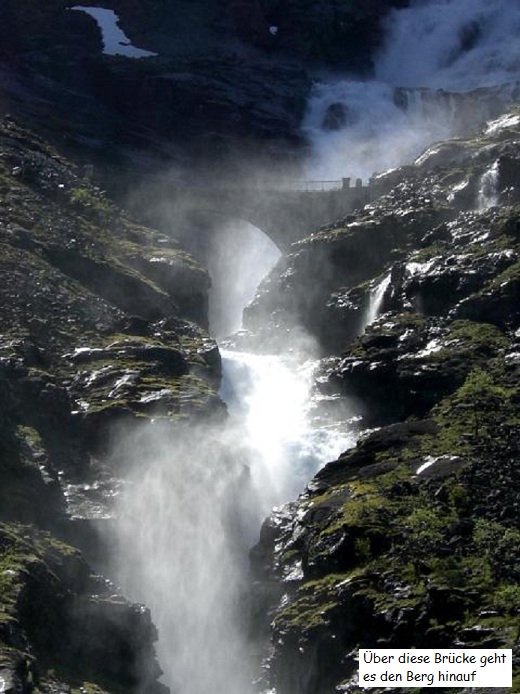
0,1 -> 519,693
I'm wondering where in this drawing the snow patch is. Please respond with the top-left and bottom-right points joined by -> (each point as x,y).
71,6 -> 157,58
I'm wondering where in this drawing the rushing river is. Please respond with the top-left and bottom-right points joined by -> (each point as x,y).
110,338 -> 356,694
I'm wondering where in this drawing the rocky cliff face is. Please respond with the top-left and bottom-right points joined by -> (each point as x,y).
248,110 -> 520,692
0,116 -> 222,692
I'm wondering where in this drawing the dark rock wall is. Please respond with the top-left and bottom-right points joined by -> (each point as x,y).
0,0 -> 406,173
0,116 -> 223,693
260,0 -> 410,70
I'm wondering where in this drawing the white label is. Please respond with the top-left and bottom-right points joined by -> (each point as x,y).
358,649 -> 512,688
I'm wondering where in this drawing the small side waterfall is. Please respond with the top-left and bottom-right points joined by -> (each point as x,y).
477,160 -> 500,209
303,0 -> 520,180
362,273 -> 391,332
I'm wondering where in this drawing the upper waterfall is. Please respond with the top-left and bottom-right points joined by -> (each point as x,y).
303,0 -> 520,180
376,0 -> 520,91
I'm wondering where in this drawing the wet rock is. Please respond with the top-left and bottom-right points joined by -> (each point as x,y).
250,109 -> 520,694
0,524 -> 163,694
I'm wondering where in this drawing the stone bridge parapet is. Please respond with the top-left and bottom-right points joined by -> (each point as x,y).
96,166 -> 383,251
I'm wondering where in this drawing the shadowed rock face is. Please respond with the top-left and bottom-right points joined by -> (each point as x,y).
0,117 -> 223,692
260,0 -> 410,70
247,110 -> 520,693
0,523 -> 168,693
228,0 -> 271,46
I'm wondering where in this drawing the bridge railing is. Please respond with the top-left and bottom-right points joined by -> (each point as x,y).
261,179 -> 343,192
83,165 -> 370,193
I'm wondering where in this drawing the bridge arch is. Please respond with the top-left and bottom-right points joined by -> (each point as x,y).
174,182 -> 372,252
204,218 -> 281,338
104,168 -> 375,253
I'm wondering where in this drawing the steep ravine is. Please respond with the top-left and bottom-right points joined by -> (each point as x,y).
1,2 -> 519,693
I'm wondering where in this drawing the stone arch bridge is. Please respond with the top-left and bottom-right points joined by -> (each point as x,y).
97,168 -> 381,252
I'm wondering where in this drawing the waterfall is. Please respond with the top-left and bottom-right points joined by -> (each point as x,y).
206,220 -> 281,339
110,225 -> 354,694
220,350 -> 355,505
110,423 -> 256,694
303,0 -> 520,180
362,273 -> 391,332
477,160 -> 500,209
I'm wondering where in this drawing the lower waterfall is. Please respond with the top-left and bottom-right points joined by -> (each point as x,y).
110,353 -> 354,693
108,227 -> 355,693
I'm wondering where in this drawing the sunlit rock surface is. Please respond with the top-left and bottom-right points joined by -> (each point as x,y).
249,110 -> 520,694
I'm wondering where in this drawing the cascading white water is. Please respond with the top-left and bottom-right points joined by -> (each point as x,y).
110,223 -> 354,693
221,350 -> 355,506
362,273 -> 392,331
477,160 -> 500,209
303,0 -> 520,180
111,424 -> 256,694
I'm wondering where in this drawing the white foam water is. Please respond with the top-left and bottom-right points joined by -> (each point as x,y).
304,0 -> 520,181
362,273 -> 391,331
477,160 -> 500,209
